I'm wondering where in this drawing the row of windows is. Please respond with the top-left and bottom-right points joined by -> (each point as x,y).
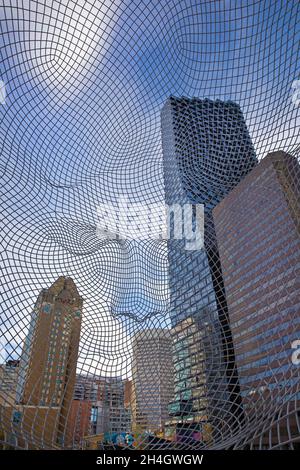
235,317 -> 300,352
232,303 -> 300,339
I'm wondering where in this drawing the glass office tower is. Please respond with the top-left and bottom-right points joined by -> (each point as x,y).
161,97 -> 257,445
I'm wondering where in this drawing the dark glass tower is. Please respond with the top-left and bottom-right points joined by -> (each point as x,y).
161,97 -> 257,445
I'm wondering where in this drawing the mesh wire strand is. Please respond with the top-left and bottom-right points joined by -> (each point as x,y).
0,0 -> 299,450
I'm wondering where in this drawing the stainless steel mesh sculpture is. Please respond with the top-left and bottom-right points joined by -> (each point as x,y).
0,0 -> 299,450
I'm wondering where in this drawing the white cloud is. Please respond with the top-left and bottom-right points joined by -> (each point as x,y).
4,0 -> 122,100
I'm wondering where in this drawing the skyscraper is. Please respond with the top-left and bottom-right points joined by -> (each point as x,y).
161,97 -> 257,442
131,329 -> 174,433
11,276 -> 83,448
213,151 -> 300,448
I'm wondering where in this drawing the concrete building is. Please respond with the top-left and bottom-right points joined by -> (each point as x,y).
213,151 -> 300,448
161,96 -> 257,441
131,329 -> 174,433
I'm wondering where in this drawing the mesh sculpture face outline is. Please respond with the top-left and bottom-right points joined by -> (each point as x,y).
0,0 -> 299,450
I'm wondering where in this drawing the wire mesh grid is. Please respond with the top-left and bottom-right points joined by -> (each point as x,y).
0,0 -> 299,450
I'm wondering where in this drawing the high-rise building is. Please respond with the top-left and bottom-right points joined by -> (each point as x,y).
131,329 -> 174,433
2,277 -> 83,448
161,97 -> 257,442
16,277 -> 82,408
213,151 -> 300,448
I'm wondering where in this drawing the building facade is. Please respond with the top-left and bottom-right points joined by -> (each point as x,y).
131,329 -> 174,433
65,374 -> 131,448
213,151 -> 300,448
2,277 -> 83,448
161,97 -> 257,443
91,377 -> 131,436
165,318 -> 213,445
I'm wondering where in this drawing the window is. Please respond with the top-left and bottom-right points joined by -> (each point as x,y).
12,411 -> 22,424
